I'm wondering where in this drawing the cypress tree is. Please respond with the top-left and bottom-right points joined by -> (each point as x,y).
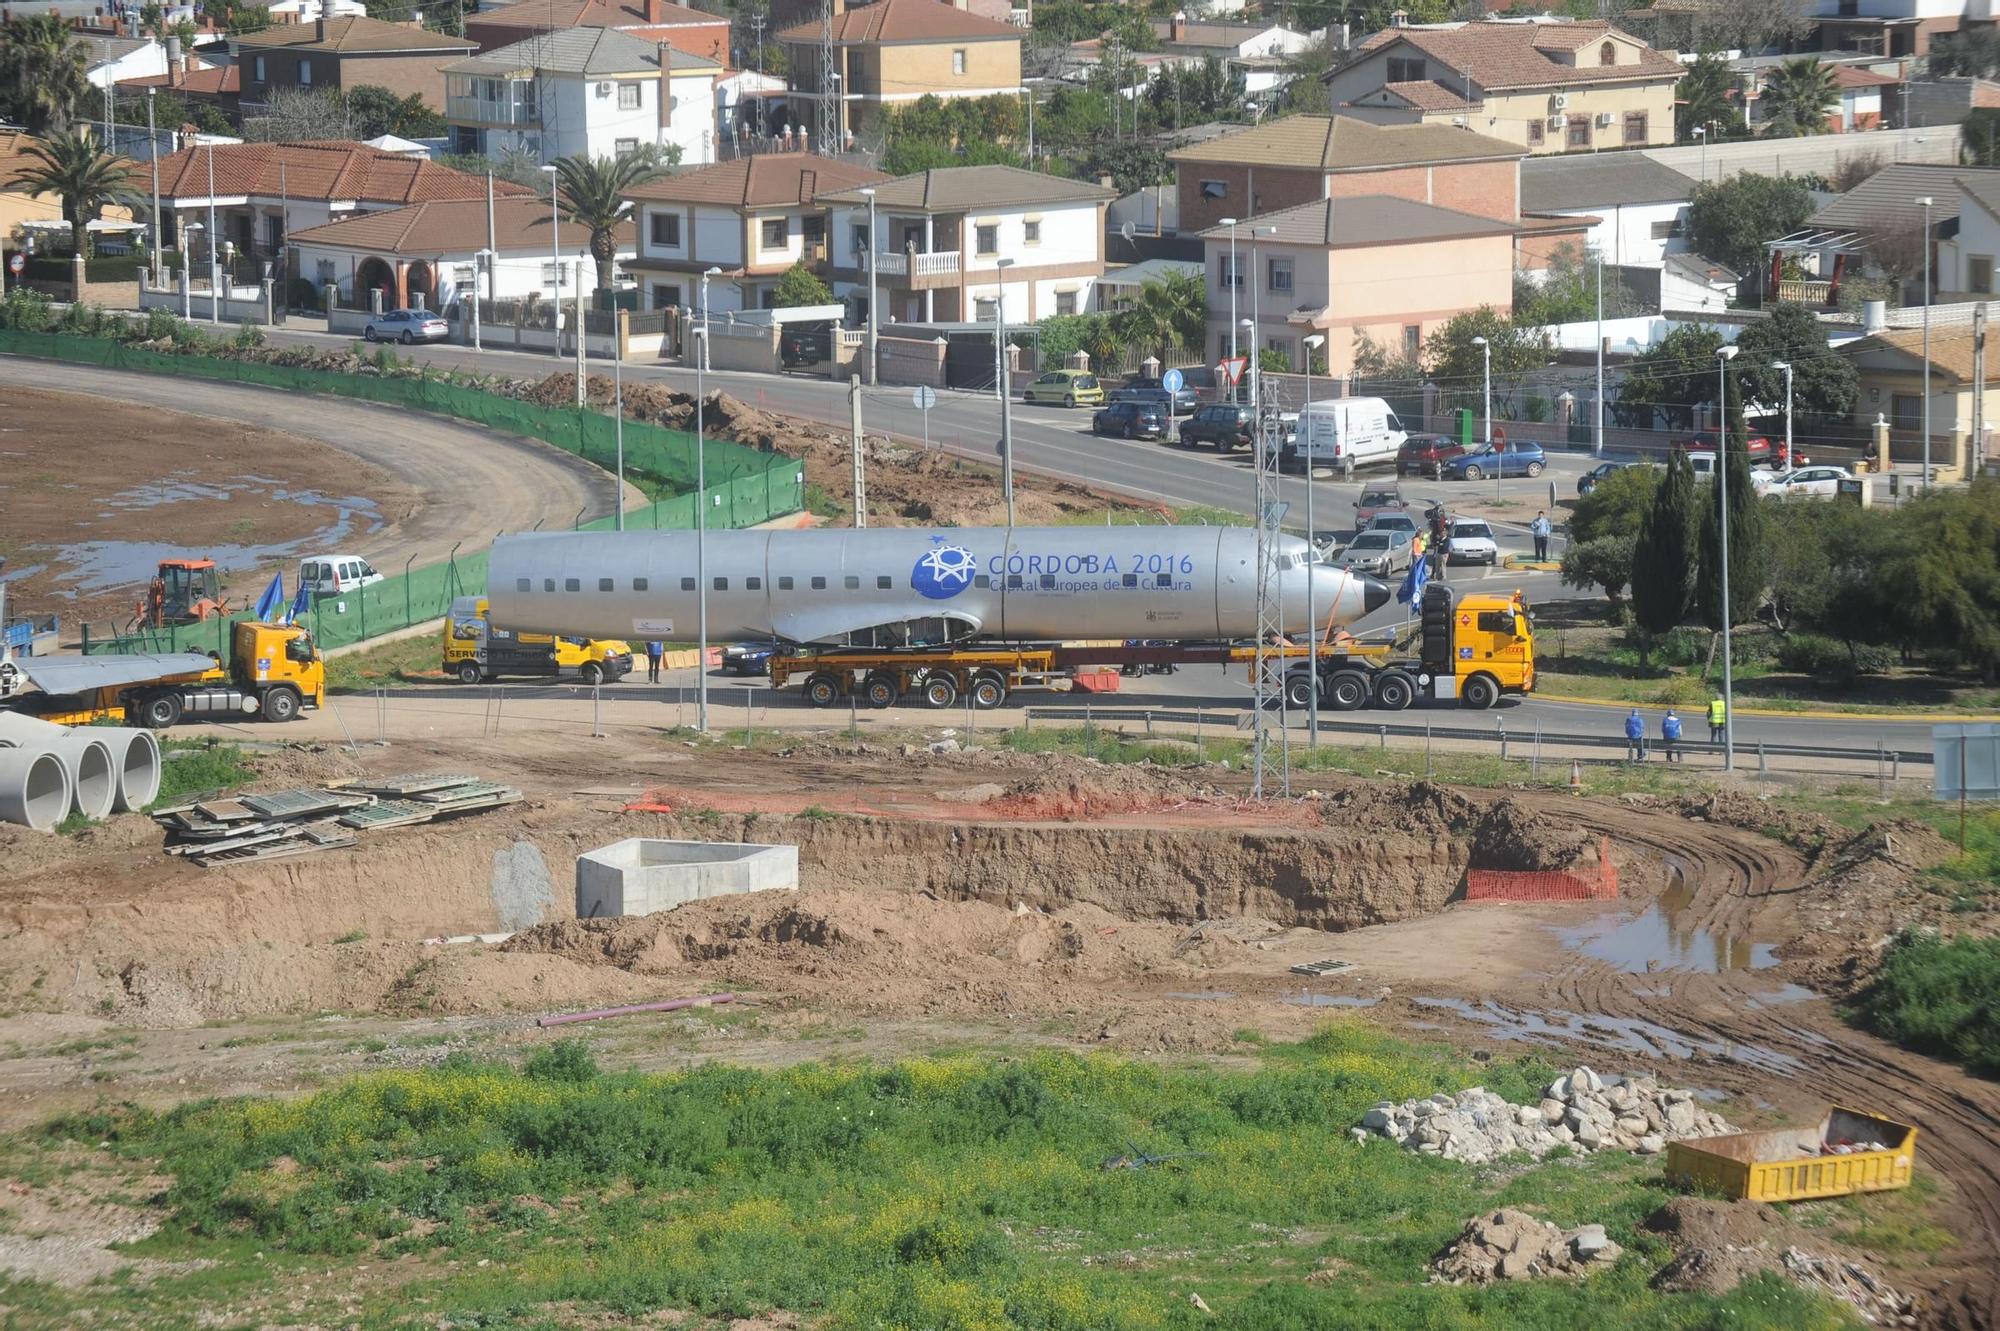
1697,369 -> 1771,632
1630,448 -> 1699,666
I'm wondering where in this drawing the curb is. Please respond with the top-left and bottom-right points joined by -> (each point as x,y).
1504,558 -> 1562,572
1530,690 -> 1999,723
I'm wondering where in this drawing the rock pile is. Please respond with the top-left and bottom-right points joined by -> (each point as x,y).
1432,1208 -> 1623,1283
1352,1065 -> 1736,1163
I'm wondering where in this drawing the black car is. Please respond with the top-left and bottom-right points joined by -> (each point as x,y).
1108,376 -> 1200,414
1091,401 -> 1169,439
723,642 -> 778,675
780,322 -> 831,367
1178,403 -> 1255,450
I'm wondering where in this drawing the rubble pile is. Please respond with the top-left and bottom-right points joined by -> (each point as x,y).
1431,1208 -> 1623,1283
1778,1247 -> 1918,1326
1352,1065 -> 1736,1163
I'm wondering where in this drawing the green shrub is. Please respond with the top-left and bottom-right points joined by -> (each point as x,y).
1859,931 -> 2000,1075
0,286 -> 53,330
152,742 -> 253,807
523,1039 -> 599,1084
1775,633 -> 1891,679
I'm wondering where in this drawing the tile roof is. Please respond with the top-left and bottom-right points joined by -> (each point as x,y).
1809,163 -> 2000,231
1975,79 -> 2000,109
1349,21 -> 1683,91
1370,79 -> 1477,111
817,164 -> 1114,211
1851,326 -> 1976,384
625,152 -> 890,208
444,27 -> 717,77
83,35 -> 153,66
117,63 -> 242,95
0,131 -> 49,190
471,0 -> 727,30
1663,250 -> 1739,284
288,193 -> 632,255
1167,113 -> 1522,170
1195,194 -> 1517,247
777,0 -> 1024,46
1519,152 -> 1695,211
150,141 -> 529,205
233,15 -> 473,51
1826,63 -> 1898,89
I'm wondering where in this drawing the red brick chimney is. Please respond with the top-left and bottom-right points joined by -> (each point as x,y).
315,12 -> 327,41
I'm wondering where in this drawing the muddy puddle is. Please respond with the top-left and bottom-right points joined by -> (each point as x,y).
1552,871 -> 1778,974
52,482 -> 386,592
1409,996 -> 1802,1073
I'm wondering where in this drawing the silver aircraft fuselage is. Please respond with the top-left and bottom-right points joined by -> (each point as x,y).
487,526 -> 1392,645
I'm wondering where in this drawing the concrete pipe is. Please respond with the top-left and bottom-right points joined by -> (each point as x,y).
0,746 -> 73,831
0,713 -> 127,819
109,728 -> 162,812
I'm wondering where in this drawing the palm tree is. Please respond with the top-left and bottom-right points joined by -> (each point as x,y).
0,16 -> 91,135
1673,54 -> 1740,144
1760,58 -> 1839,138
10,132 -> 136,258
1115,270 -> 1206,364
551,151 -> 669,296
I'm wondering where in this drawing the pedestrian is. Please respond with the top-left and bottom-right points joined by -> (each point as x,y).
1661,707 -> 1682,763
1624,707 -> 1646,762
1530,510 -> 1552,562
645,639 -> 664,684
1707,694 -> 1727,744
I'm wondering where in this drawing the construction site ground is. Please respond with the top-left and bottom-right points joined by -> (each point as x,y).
1,727 -> 1996,1328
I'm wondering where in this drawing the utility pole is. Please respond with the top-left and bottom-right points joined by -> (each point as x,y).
574,257 -> 586,406
862,186 -> 878,384
817,0 -> 838,155
849,374 -> 867,528
1920,194 -> 1935,491
1594,246 -> 1604,457
1109,33 -> 1121,141
146,89 -> 161,286
1976,302 -> 1988,476
750,9 -> 765,80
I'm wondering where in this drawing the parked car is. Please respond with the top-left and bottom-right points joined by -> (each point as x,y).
1674,432 -> 1801,469
1109,376 -> 1200,415
1366,511 -> 1423,543
363,309 -> 449,344
1091,401 -> 1169,439
299,554 -> 384,598
1577,458 -> 1651,495
1177,403 -> 1256,450
1445,519 -> 1500,566
1021,369 -> 1104,407
1334,528 -> 1414,577
781,323 -> 832,366
1443,439 -> 1546,480
1353,486 -> 1408,530
723,642 -> 779,675
1762,464 -> 1853,499
1396,434 -> 1466,478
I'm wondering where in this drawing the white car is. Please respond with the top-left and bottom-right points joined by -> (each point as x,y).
299,554 -> 385,597
1446,519 -> 1499,566
363,309 -> 450,344
1764,464 -> 1853,499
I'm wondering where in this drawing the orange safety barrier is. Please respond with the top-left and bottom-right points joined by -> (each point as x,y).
1465,837 -> 1618,903
1070,671 -> 1123,693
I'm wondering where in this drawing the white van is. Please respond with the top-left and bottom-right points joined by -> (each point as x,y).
1291,397 -> 1408,475
300,554 -> 385,597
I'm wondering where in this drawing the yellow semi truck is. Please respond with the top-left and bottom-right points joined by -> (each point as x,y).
1283,584 -> 1535,711
0,620 -> 325,727
443,597 -> 634,686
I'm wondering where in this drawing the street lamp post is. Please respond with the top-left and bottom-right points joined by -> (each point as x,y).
541,164 -> 561,360
1470,335 -> 1491,443
696,265 -> 722,733
1302,331 -> 1326,751
1220,215 -> 1238,398
1693,124 -> 1707,182
471,247 -> 494,352
1771,358 -> 1793,470
860,186 -> 878,385
1918,194 -> 1935,491
146,89 -> 161,287
996,257 -> 1017,526
205,141 -> 219,324
1593,245 -> 1604,457
1716,344 -> 1740,771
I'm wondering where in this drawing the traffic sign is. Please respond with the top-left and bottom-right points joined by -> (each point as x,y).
1218,356 -> 1248,387
910,384 -> 937,410
1161,368 -> 1184,394
6,253 -> 21,276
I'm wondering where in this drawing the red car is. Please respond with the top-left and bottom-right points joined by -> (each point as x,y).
1396,434 -> 1467,477
1674,433 -> 1808,470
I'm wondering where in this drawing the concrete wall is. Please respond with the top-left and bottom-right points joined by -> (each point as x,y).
575,837 -> 798,918
1641,124 -> 1958,187
703,321 -> 783,372
878,333 -> 948,387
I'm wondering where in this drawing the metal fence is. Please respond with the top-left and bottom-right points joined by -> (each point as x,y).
1934,724 -> 2000,800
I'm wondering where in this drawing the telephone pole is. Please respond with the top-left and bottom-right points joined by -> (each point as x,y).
1976,302 -> 1988,476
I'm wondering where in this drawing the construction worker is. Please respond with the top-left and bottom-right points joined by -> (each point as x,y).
1624,707 -> 1646,762
1530,510 -> 1552,562
1660,708 -> 1683,763
1707,695 -> 1727,744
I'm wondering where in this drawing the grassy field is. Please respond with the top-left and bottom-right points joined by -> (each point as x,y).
324,634 -> 447,693
1856,932 -> 2000,1077
152,741 -> 253,807
6,1027 -> 1863,1331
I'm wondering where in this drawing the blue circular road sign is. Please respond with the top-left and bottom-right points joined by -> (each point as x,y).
1161,368 -> 1184,394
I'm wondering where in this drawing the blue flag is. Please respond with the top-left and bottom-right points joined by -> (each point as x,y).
284,581 -> 311,626
253,572 -> 285,622
1396,553 -> 1430,606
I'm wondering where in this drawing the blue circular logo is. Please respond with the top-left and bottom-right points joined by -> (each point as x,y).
911,544 -> 979,600
1161,368 -> 1184,394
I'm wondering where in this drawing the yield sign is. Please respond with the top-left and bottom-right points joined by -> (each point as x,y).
1218,356 -> 1249,387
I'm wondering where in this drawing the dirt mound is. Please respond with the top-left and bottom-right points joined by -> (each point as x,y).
1645,1198 -> 1919,1324
1785,817 -> 1985,991
1469,798 -> 1596,873
1655,791 -> 1846,850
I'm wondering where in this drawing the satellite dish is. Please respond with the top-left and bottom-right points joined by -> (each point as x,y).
1119,220 -> 1135,241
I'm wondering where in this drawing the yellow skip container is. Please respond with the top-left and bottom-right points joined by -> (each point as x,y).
1665,1107 -> 1917,1203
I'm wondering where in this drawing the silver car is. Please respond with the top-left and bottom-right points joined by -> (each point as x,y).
364,308 -> 450,344
1335,528 -> 1413,577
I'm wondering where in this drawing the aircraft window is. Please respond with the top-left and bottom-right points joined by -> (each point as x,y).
565,578 -> 580,592
1122,573 -> 1138,588
1039,573 -> 1056,589
516,578 -> 530,592
714,577 -> 729,591
778,575 -> 794,590
811,576 -> 827,590
1155,572 -> 1172,587
1277,555 -> 1293,571
844,575 -> 861,590
681,577 -> 696,591
747,576 -> 762,590
1006,574 -> 1023,590
877,575 -> 892,590
543,578 -> 555,592
974,574 -> 991,589
633,577 -> 648,591
598,578 -> 614,592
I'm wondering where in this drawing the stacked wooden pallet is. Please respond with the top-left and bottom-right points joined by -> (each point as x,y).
154,774 -> 523,866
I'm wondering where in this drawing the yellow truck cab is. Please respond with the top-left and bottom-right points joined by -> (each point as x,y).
127,620 -> 325,726
444,596 -> 633,686
1284,583 -> 1534,711
1445,589 -> 1535,701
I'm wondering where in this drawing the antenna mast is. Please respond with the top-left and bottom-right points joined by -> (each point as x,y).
818,0 -> 839,154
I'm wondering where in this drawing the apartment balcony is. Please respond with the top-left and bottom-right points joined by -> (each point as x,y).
445,95 -> 540,127
1777,278 -> 1834,307
871,249 -> 960,290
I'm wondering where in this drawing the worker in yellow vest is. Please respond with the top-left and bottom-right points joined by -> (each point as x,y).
1707,695 -> 1727,744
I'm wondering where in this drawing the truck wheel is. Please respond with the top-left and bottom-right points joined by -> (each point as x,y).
1461,674 -> 1500,710
1373,671 -> 1416,711
862,671 -> 899,709
134,691 -> 183,729
580,662 -> 605,686
260,687 -> 300,723
921,674 -> 959,709
1283,671 -> 1315,710
1327,671 -> 1369,711
802,672 -> 842,707
456,661 -> 482,685
970,671 -> 1008,709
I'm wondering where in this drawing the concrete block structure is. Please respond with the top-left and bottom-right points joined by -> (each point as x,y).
576,838 -> 799,918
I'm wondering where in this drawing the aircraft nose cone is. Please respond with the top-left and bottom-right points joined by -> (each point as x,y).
1363,576 -> 1392,615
